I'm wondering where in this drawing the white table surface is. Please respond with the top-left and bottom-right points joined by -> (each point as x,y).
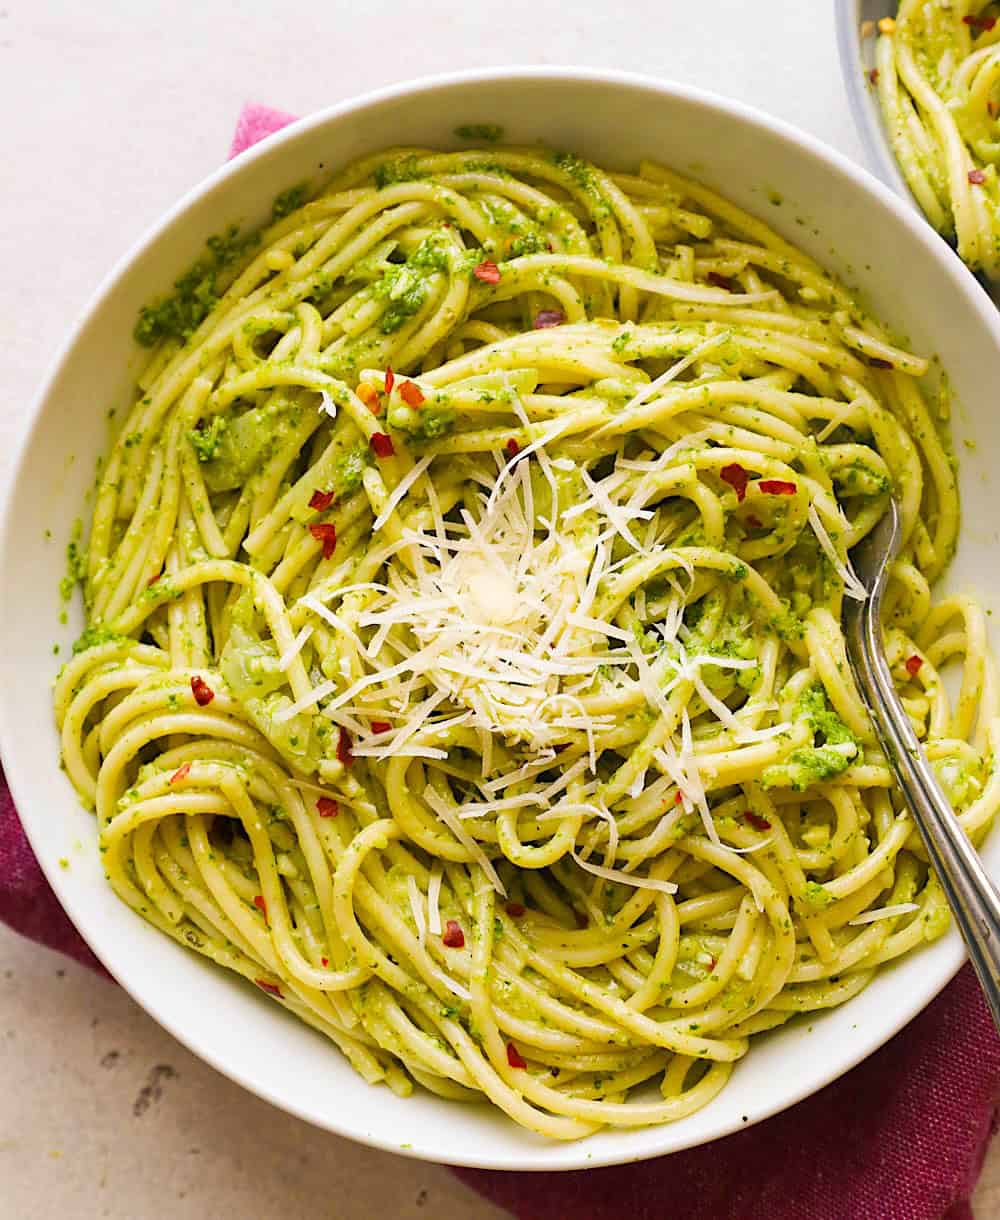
1,2 -> 998,1216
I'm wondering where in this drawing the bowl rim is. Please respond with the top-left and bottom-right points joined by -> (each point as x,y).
2,63 -> 997,1170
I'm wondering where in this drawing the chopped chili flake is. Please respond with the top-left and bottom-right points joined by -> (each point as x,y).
990,100 -> 999,118
370,720 -> 392,734
309,521 -> 337,559
384,366 -> 395,395
308,487 -> 335,512
708,957 -> 717,973
506,902 -> 526,917
473,260 -> 501,284
370,431 -> 395,458
707,271 -> 736,291
757,479 -> 797,496
675,791 -> 684,805
533,309 -> 565,329
255,979 -> 283,998
442,919 -> 465,948
190,675 -> 215,706
399,380 -> 425,408
969,169 -> 987,185
169,762 -> 191,785
356,382 -> 380,412
253,895 -> 268,918
336,728 -> 353,766
720,462 -> 750,502
506,1042 -> 527,1069
321,957 -> 329,967
869,357 -> 893,368
148,571 -> 162,587
905,654 -> 924,677
316,797 -> 339,818
964,13 -> 997,30
746,514 -> 763,529
868,68 -> 880,85
505,438 -> 521,458
744,810 -> 772,831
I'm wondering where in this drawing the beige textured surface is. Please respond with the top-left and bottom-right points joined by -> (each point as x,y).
1,1 -> 998,1216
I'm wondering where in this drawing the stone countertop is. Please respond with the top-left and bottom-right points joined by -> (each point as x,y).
1,1 -> 997,1215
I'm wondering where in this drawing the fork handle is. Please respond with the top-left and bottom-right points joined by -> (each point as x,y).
845,600 -> 1000,1032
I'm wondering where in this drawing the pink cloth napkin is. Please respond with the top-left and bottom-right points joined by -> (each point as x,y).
2,102 -> 999,1220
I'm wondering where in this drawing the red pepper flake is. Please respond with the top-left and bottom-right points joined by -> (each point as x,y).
905,654 -> 924,677
169,762 -> 191,785
868,68 -> 880,85
190,675 -> 215,706
309,521 -> 337,559
336,728 -> 353,767
506,902 -> 526,917
442,919 -> 465,948
990,100 -> 999,118
675,791 -> 684,805
707,271 -> 736,291
964,13 -> 997,30
321,957 -> 329,967
969,168 -> 987,185
869,357 -> 893,368
506,1042 -> 527,1069
473,260 -> 501,284
317,797 -> 340,818
253,895 -> 268,918
505,438 -> 521,459
370,720 -> 392,734
370,432 -> 395,458
720,462 -> 750,502
708,957 -> 717,973
744,810 -> 772,831
384,366 -> 395,396
356,382 -> 381,412
255,979 -> 283,998
533,309 -> 565,329
308,487 -> 335,512
746,514 -> 763,529
148,571 -> 162,587
399,381 -> 425,408
757,479 -> 797,496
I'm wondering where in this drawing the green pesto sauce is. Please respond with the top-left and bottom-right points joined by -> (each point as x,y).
60,518 -> 85,604
188,415 -> 229,462
761,684 -> 859,791
271,182 -> 308,222
72,624 -> 126,655
134,225 -> 261,348
454,123 -> 505,143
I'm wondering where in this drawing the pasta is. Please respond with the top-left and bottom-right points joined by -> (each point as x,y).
873,2 -> 1000,275
55,142 -> 999,1139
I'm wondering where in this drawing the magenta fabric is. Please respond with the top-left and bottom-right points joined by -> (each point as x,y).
1,101 -> 998,1220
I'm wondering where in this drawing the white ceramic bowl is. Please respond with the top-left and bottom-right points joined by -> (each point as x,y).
3,67 -> 1000,1171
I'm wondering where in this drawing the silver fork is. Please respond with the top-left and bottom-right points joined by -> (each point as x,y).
845,498 -> 1000,1030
